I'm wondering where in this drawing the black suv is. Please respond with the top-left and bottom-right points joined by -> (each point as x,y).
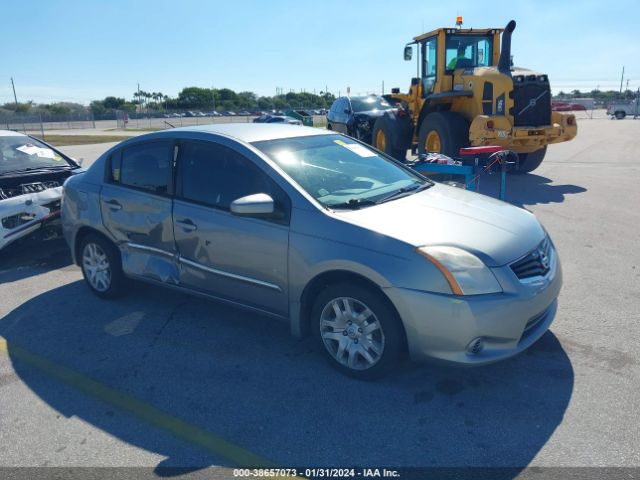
326,95 -> 394,144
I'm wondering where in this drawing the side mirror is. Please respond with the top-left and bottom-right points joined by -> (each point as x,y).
230,193 -> 274,216
404,45 -> 413,61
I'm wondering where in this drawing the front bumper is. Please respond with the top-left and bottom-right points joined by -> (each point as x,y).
469,112 -> 577,153
385,249 -> 562,365
0,186 -> 63,250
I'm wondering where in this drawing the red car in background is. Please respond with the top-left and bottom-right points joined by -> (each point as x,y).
552,101 -> 586,112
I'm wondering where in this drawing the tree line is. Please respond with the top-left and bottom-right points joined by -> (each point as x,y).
555,89 -> 639,103
88,87 -> 337,117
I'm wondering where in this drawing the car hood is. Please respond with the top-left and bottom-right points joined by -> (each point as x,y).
333,184 -> 544,267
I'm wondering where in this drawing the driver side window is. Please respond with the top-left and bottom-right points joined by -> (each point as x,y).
422,37 -> 437,95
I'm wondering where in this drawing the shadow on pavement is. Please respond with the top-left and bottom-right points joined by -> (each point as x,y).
470,173 -> 586,206
0,280 -> 574,478
0,233 -> 72,283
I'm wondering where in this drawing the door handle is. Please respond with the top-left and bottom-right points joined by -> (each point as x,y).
176,218 -> 197,232
103,199 -> 122,211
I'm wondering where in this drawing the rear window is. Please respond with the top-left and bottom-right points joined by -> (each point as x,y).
118,141 -> 173,194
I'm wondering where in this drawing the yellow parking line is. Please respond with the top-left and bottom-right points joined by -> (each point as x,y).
0,337 -> 275,468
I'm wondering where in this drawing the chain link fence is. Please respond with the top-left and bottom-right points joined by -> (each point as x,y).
1,109 -> 327,134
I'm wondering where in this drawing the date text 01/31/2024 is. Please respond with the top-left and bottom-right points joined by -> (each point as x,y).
232,468 -> 401,478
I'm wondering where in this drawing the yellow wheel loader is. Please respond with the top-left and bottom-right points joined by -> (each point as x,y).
373,18 -> 577,172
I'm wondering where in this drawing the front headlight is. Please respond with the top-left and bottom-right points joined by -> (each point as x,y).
416,246 -> 502,295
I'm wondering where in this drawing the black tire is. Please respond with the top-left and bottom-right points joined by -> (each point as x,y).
79,233 -> 126,299
516,146 -> 547,173
372,116 -> 407,161
615,111 -> 626,120
312,283 -> 403,380
417,111 -> 469,158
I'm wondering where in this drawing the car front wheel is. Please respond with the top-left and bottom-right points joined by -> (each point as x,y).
312,283 -> 403,379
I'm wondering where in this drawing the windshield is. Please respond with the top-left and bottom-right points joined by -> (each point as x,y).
0,135 -> 71,174
445,34 -> 493,70
252,134 -> 429,209
350,97 -> 392,113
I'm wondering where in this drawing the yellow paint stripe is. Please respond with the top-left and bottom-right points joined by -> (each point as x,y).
0,337 -> 276,468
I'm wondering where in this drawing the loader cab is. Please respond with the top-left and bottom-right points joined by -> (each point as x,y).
406,27 -> 503,98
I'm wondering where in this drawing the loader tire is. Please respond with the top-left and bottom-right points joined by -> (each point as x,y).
516,146 -> 547,173
372,115 -> 408,161
418,112 -> 469,158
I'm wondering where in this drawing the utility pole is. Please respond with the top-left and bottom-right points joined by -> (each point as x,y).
382,80 -> 385,95
11,77 -> 18,108
619,66 -> 625,94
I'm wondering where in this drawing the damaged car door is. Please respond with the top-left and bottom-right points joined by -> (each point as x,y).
101,140 -> 178,283
173,140 -> 290,316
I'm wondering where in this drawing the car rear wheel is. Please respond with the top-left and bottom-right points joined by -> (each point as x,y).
80,234 -> 125,299
312,283 -> 403,379
615,111 -> 626,120
516,146 -> 547,173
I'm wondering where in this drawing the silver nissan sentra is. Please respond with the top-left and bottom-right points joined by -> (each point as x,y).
62,124 -> 561,379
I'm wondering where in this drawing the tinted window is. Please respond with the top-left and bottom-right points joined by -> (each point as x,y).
120,141 -> 173,194
177,141 -> 288,216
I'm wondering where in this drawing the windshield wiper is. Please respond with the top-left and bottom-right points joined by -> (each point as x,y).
0,165 -> 72,176
377,182 -> 432,204
328,198 -> 378,210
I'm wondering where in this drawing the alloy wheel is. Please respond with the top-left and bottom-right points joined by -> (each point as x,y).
82,242 -> 112,292
319,297 -> 385,370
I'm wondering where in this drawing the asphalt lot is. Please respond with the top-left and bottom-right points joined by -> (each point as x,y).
0,117 -> 639,477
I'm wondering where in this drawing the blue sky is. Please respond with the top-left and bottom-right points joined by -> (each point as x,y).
2,0 -> 638,105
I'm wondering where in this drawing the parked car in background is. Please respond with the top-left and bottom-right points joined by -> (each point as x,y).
253,115 -> 301,125
253,114 -> 271,123
607,100 -> 640,119
551,101 -> 586,112
62,124 -> 561,379
327,95 -> 395,144
238,111 -> 252,116
223,111 -> 237,116
266,116 -> 302,125
1,130 -> 81,250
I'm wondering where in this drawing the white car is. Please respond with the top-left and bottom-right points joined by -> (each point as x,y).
0,130 -> 81,250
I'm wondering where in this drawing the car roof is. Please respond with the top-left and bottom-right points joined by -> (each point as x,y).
0,130 -> 28,137
169,123 -> 332,143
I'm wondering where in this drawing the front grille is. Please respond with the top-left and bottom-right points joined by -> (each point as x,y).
511,237 -> 552,280
512,77 -> 551,127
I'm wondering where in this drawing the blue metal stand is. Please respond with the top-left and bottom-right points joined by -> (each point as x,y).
409,151 -> 512,200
